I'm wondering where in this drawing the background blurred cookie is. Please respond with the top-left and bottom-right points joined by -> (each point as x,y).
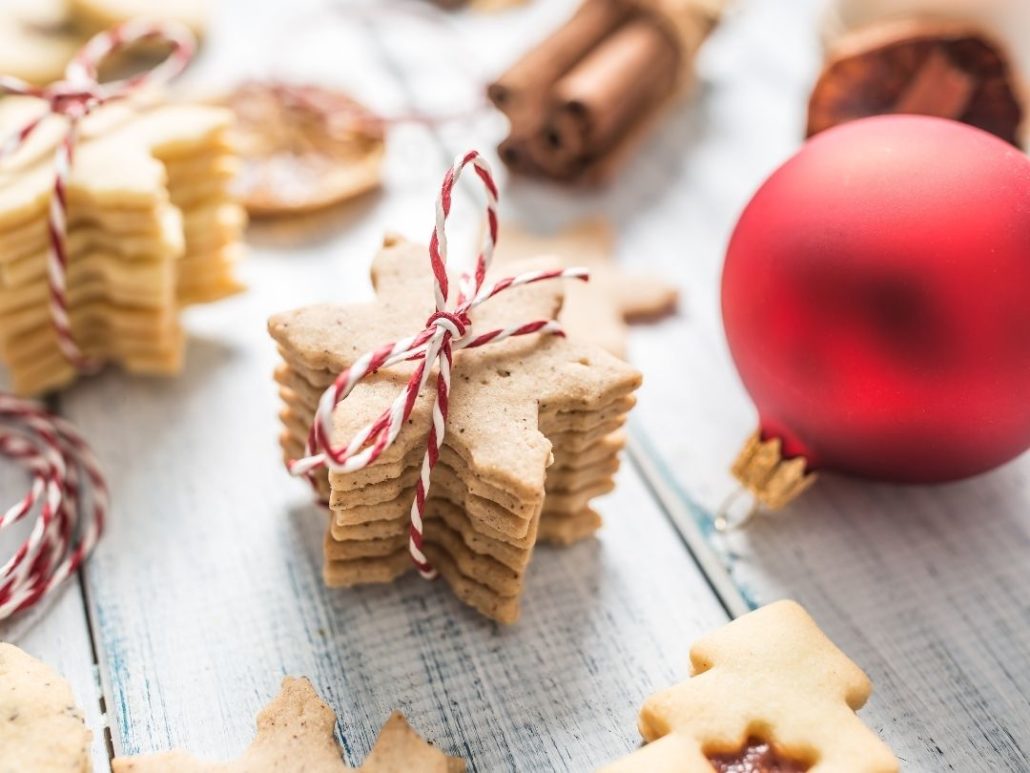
218,82 -> 386,217
0,0 -> 209,84
495,219 -> 679,359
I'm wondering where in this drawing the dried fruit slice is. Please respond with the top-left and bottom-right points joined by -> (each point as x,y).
221,81 -> 386,217
807,21 -> 1025,146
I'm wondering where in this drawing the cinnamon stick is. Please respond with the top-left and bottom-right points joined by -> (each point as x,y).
499,105 -> 586,181
487,0 -> 629,113
542,17 -> 679,166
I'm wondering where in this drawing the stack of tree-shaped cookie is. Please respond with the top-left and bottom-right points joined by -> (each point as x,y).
269,235 -> 642,623
0,97 -> 245,395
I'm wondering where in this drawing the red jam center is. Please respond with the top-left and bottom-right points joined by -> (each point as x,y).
707,739 -> 808,773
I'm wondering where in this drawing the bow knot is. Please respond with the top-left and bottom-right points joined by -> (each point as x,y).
43,85 -> 102,119
426,310 -> 471,342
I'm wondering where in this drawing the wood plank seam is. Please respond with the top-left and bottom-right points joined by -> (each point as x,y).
626,428 -> 751,618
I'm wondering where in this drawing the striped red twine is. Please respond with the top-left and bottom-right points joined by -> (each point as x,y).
0,396 -> 107,620
288,151 -> 588,578
0,20 -> 195,370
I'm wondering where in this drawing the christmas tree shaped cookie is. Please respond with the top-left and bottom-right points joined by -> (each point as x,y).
113,677 -> 464,772
269,233 -> 641,622
602,601 -> 899,772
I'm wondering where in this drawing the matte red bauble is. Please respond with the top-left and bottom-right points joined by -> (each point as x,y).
721,115 -> 1030,507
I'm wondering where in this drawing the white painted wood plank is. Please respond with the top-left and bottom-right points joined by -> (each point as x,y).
54,3 -> 729,770
587,1 -> 1030,770
62,244 -> 729,770
0,462 -> 108,771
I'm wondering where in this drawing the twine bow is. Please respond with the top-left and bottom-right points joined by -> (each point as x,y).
0,20 -> 196,370
288,151 -> 588,578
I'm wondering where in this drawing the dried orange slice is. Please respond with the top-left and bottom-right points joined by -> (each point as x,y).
221,81 -> 386,217
808,21 -> 1025,146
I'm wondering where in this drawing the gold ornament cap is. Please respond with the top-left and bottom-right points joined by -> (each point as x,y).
730,431 -> 817,511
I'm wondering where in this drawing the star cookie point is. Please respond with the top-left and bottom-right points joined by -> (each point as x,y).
359,711 -> 465,773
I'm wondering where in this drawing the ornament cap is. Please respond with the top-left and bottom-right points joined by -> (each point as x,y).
730,431 -> 817,511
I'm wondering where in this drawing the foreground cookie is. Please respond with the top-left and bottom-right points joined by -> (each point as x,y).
496,220 -> 678,358
113,677 -> 464,772
601,601 -> 899,772
270,234 -> 641,622
0,643 -> 92,772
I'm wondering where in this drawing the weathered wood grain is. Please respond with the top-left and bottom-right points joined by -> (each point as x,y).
608,1 -> 1030,770
0,464 -> 109,770
8,0 -> 1025,770
54,4 -> 729,771
60,244 -> 729,770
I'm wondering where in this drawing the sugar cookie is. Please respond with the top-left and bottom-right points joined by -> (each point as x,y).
601,601 -> 899,773
0,643 -> 92,773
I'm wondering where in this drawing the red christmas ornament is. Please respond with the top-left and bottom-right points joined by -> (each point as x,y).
721,115 -> 1030,509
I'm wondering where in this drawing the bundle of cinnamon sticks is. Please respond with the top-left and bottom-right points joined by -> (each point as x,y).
489,0 -> 725,184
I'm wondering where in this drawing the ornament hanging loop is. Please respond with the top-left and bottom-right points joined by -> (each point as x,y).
724,430 -> 818,523
713,486 -> 760,532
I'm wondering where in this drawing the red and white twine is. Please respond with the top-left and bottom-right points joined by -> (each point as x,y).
288,151 -> 588,578
0,396 -> 107,620
0,20 -> 195,369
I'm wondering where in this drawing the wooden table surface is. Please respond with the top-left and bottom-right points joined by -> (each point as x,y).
2,0 -> 1029,771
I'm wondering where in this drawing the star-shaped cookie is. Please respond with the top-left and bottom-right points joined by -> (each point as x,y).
270,234 -> 641,621
113,677 -> 464,772
495,219 -> 678,358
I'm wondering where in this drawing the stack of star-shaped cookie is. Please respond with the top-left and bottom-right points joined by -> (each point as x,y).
0,97 -> 245,395
269,235 -> 641,623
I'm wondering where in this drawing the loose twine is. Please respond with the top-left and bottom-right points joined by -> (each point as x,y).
0,19 -> 196,369
0,22 -> 190,621
288,151 -> 588,577
0,396 -> 107,620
